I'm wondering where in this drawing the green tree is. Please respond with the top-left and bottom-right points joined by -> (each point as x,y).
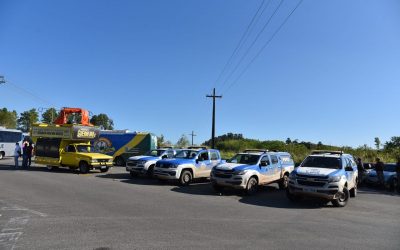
90,113 -> 114,130
0,108 -> 17,128
176,134 -> 189,148
17,109 -> 39,132
374,137 -> 381,150
285,138 -> 292,144
41,108 -> 59,124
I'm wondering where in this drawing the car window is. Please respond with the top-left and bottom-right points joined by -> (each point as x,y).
210,151 -> 218,160
270,155 -> 279,164
198,152 -> 209,161
302,156 -> 342,169
67,145 -> 75,152
261,155 -> 270,165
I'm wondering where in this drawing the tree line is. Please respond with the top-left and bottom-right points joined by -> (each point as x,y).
0,107 -> 114,132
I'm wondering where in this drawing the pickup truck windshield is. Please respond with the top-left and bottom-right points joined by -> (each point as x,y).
76,145 -> 96,153
175,150 -> 198,159
302,156 -> 342,169
147,149 -> 165,157
230,154 -> 260,165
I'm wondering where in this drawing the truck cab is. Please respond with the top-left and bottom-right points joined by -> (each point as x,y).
286,150 -> 358,207
126,148 -> 177,178
210,149 -> 295,195
153,147 -> 224,186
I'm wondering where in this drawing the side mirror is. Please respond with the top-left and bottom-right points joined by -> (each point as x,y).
161,155 -> 167,159
345,166 -> 353,171
260,161 -> 267,167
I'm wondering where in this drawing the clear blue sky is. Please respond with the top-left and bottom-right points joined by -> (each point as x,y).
1,0 -> 399,147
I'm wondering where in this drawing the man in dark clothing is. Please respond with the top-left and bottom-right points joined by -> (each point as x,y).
356,157 -> 365,185
26,143 -> 33,167
375,158 -> 385,188
396,159 -> 400,193
22,142 -> 29,168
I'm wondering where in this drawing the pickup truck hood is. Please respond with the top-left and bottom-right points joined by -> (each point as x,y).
296,167 -> 341,176
75,153 -> 113,159
158,158 -> 194,165
128,155 -> 159,161
216,163 -> 256,171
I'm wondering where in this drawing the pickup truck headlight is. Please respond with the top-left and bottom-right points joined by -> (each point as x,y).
329,176 -> 341,183
169,164 -> 179,169
138,160 -> 146,165
91,159 -> 98,163
234,170 -> 246,175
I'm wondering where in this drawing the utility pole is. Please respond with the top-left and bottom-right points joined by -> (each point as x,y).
206,88 -> 222,149
189,131 -> 197,146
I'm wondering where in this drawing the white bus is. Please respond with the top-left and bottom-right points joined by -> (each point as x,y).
0,127 -> 23,159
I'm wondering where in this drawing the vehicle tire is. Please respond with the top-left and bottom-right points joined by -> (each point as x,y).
79,161 -> 89,174
212,184 -> 224,193
114,156 -> 125,166
245,177 -> 258,195
279,174 -> 289,190
332,186 -> 350,207
46,165 -> 54,171
0,152 -> 4,160
100,167 -> 109,173
179,170 -> 192,186
350,182 -> 357,198
286,188 -> 302,202
389,178 -> 397,192
130,171 -> 138,178
147,165 -> 155,178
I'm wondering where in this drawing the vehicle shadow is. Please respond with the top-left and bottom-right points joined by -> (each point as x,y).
0,164 -> 78,174
357,186 -> 400,197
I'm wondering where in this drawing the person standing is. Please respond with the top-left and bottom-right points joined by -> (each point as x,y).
14,142 -> 21,168
26,142 -> 33,167
22,141 -> 28,168
356,157 -> 365,185
375,158 -> 385,188
396,158 -> 400,193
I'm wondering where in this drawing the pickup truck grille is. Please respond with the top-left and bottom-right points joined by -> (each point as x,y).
127,161 -> 138,167
297,180 -> 326,187
98,159 -> 109,163
296,173 -> 328,187
157,163 -> 173,169
214,169 -> 234,178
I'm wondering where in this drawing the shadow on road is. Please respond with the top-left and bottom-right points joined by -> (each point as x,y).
0,164 -> 78,174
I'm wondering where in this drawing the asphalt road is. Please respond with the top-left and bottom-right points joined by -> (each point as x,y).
0,157 -> 399,250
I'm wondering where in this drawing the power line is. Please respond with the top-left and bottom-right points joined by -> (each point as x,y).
224,0 -> 304,94
214,0 -> 268,88
219,0 -> 285,92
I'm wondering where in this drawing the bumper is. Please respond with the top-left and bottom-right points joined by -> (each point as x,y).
153,168 -> 178,180
90,162 -> 113,169
210,174 -> 247,189
126,164 -> 147,174
287,182 -> 340,200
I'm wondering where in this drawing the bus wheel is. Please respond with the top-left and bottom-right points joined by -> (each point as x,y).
79,161 -> 89,174
115,157 -> 125,166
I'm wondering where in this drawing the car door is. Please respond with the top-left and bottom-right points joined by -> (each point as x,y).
62,145 -> 77,167
196,151 -> 211,178
269,154 -> 281,181
344,158 -> 355,189
258,155 -> 274,184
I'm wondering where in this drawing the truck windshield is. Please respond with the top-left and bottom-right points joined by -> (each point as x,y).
229,154 -> 260,165
76,145 -> 97,153
302,156 -> 342,169
147,149 -> 165,157
174,150 -> 198,159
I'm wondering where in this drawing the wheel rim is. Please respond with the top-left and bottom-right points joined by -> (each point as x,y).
339,190 -> 348,202
248,178 -> 257,193
283,176 -> 288,187
184,173 -> 190,183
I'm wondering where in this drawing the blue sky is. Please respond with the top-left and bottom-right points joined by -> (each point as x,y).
0,0 -> 399,147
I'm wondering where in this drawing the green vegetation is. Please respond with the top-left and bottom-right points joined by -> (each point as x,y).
204,133 -> 400,164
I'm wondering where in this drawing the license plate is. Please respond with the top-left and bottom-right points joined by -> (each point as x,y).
101,166 -> 107,169
304,188 -> 316,192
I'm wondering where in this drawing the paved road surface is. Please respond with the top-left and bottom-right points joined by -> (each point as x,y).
0,157 -> 399,250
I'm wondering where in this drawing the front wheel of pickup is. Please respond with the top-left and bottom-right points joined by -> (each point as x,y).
147,165 -> 155,178
245,177 -> 258,195
114,156 -> 125,166
179,170 -> 192,186
100,167 -> 109,173
332,186 -> 349,207
79,161 -> 89,174
350,183 -> 357,198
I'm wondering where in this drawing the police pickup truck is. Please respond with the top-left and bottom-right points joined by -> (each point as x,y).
153,147 -> 224,186
210,149 -> 295,195
126,148 -> 177,178
286,150 -> 358,207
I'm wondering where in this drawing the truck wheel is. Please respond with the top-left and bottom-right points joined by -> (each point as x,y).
389,178 -> 397,191
286,188 -> 302,202
130,171 -> 138,178
350,182 -> 357,197
147,165 -> 155,178
114,157 -> 125,166
212,184 -> 224,193
245,177 -> 258,195
179,170 -> 192,186
46,165 -> 54,171
279,174 -> 289,190
100,167 -> 109,173
0,152 -> 4,160
79,161 -> 89,174
332,186 -> 349,207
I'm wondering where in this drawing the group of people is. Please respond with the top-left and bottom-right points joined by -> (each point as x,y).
13,141 -> 34,168
356,156 -> 400,192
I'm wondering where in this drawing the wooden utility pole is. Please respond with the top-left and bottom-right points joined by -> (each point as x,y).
189,131 -> 197,146
206,88 -> 222,149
